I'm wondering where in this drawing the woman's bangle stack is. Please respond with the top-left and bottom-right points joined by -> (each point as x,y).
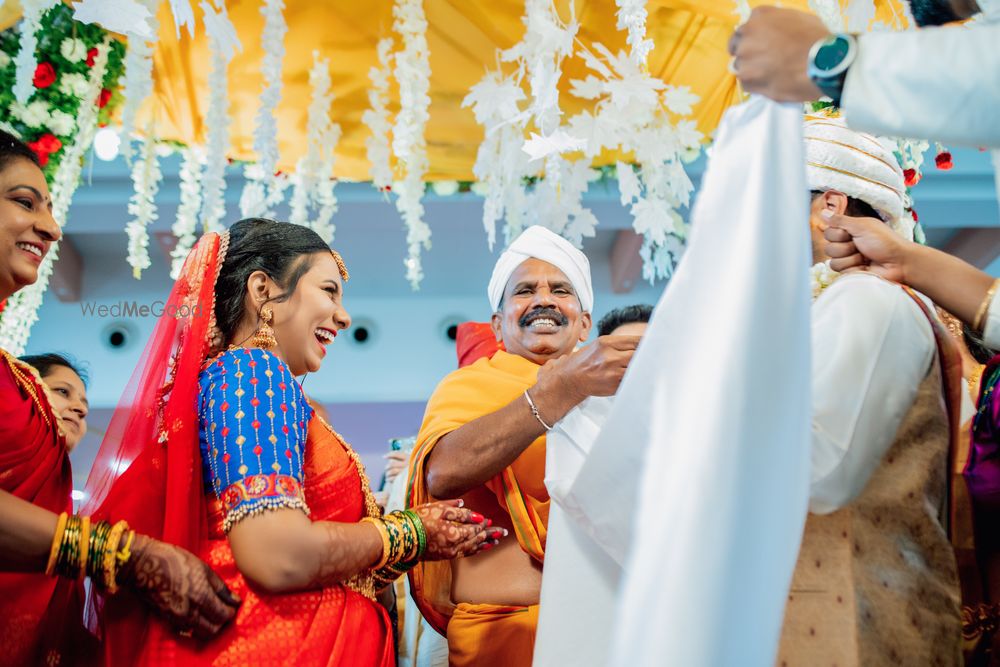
363,509 -> 428,587
45,512 -> 135,593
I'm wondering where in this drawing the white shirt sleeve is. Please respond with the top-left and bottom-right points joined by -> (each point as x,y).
810,275 -> 936,514
842,21 -> 1000,149
983,287 -> 1000,351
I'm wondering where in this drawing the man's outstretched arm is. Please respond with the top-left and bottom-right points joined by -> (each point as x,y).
425,337 -> 638,498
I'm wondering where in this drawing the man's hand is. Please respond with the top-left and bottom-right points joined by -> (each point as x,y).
822,211 -> 910,282
535,335 -> 640,410
729,7 -> 828,102
119,534 -> 241,640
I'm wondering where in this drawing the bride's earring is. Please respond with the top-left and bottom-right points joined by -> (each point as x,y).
251,305 -> 277,349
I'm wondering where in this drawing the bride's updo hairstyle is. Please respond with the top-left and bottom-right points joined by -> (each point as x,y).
213,218 -> 336,343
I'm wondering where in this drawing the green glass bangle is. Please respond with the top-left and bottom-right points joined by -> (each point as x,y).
402,509 -> 427,559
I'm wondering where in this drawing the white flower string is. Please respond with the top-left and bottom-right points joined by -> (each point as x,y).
168,0 -> 197,38
464,0 -> 588,249
615,0 -> 654,66
808,0 -> 845,31
71,0 -> 156,38
126,131 -> 164,279
200,0 -> 241,233
51,39 -> 112,223
391,0 -> 432,289
567,36 -> 702,281
362,38 -> 395,193
118,0 -> 161,163
13,0 -> 60,104
171,146 -> 204,279
465,0 -> 698,275
289,51 -> 341,244
240,0 -> 289,219
462,70 -> 529,249
0,40 -> 112,354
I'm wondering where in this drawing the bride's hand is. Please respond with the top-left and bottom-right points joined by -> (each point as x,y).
411,499 -> 507,561
119,534 -> 241,640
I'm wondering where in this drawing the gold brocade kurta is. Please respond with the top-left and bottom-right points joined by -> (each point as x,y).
778,290 -> 964,667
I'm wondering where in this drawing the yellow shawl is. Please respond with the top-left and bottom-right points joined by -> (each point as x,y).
406,351 -> 549,634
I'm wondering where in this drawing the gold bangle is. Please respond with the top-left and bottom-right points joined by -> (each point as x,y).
45,512 -> 69,576
102,521 -> 129,593
973,278 -> 1000,332
384,513 -> 413,564
116,530 -> 135,570
362,517 -> 391,570
78,516 -> 91,581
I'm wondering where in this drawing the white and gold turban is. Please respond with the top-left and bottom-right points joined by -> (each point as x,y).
804,112 -> 911,240
488,225 -> 594,313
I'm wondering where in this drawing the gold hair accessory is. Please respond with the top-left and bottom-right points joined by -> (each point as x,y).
250,305 -> 277,349
331,250 -> 350,282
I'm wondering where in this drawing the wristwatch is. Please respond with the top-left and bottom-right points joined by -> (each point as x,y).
807,33 -> 858,107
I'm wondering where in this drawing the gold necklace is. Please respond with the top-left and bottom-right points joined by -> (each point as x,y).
313,413 -> 382,602
0,348 -> 65,440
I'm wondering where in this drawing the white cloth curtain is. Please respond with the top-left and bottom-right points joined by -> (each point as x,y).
609,98 -> 812,666
534,396 -> 619,667
533,97 -> 814,666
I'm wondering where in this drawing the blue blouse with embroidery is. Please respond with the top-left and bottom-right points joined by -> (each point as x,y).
198,347 -> 313,532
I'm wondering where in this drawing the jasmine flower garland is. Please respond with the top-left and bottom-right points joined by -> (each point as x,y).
289,52 -> 340,244
391,0 -> 432,289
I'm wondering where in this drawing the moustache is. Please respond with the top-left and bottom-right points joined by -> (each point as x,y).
519,307 -> 569,328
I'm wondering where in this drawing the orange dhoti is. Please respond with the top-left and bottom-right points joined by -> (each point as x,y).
446,603 -> 540,667
407,351 -> 549,666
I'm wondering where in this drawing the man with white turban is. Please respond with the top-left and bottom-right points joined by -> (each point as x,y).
778,111 -> 963,665
405,225 -> 639,667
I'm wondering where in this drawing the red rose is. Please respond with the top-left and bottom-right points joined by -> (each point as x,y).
935,151 -> 954,171
27,134 -> 63,167
86,48 -> 98,67
98,88 -> 112,109
0,299 -> 6,317
36,133 -> 62,154
903,168 -> 920,188
32,62 -> 56,89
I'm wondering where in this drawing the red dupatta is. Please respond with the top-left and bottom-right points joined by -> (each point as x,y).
0,348 -> 76,665
81,232 -> 228,666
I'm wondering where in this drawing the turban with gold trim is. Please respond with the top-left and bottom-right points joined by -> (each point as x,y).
804,112 -> 911,240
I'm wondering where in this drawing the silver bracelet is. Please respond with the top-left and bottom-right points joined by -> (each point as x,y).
524,389 -> 553,431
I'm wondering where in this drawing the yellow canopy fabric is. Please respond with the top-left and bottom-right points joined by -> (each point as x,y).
4,1 -> 912,180
146,0 -> 799,181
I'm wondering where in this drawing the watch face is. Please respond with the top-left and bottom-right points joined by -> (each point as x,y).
814,36 -> 850,73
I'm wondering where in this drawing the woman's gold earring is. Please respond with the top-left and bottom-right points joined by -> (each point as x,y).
251,305 -> 277,349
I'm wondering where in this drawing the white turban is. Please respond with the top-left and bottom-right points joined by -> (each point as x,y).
487,225 -> 594,313
804,112 -> 911,240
